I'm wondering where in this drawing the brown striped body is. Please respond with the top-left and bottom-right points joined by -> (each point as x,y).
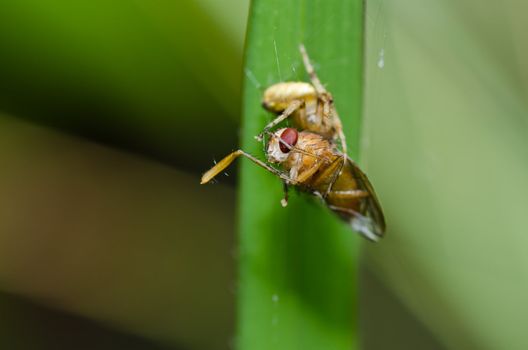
267,130 -> 385,240
201,128 -> 385,241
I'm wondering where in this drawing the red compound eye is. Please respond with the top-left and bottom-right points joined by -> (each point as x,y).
279,128 -> 298,153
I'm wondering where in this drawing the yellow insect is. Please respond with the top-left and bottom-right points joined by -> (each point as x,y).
258,45 -> 347,156
201,128 -> 386,241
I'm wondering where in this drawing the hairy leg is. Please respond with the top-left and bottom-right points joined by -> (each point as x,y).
256,99 -> 303,141
201,150 -> 294,185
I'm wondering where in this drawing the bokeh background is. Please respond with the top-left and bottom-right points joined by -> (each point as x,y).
0,1 -> 246,349
0,0 -> 527,349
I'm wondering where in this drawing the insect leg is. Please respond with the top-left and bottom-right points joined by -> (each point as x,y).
201,150 -> 295,185
300,44 -> 348,156
299,44 -> 327,95
295,160 -> 324,183
324,158 -> 346,198
328,190 -> 369,199
308,156 -> 344,198
332,110 -> 348,156
318,97 -> 347,156
281,182 -> 289,207
256,99 -> 303,141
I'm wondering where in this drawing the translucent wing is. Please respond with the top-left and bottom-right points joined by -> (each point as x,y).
324,155 -> 386,241
345,155 -> 386,240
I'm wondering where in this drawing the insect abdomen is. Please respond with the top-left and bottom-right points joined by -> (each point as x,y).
262,82 -> 316,113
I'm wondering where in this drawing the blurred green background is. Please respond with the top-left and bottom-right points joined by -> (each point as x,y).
0,0 -> 527,349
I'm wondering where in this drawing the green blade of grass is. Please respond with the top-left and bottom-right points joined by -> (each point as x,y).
237,0 -> 364,349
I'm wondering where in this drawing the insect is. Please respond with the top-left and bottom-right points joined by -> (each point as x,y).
201,127 -> 386,241
257,45 -> 347,156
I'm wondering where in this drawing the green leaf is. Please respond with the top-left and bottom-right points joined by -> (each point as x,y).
237,0 -> 364,349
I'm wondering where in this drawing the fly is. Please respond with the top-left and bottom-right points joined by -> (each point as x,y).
201,128 -> 386,241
